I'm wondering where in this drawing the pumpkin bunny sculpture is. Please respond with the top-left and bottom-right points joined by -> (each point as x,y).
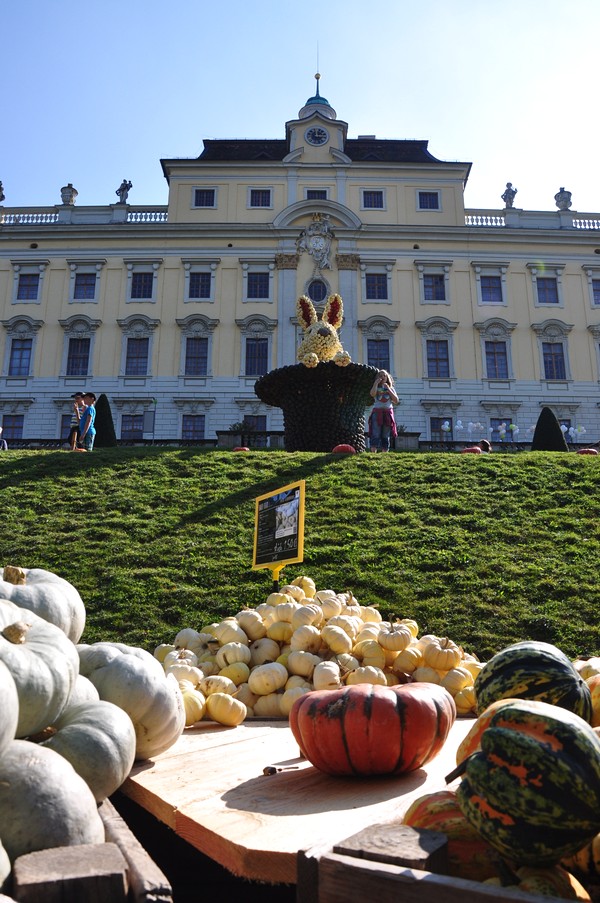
296,294 -> 351,368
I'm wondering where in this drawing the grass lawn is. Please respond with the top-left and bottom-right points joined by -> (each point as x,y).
2,448 -> 600,661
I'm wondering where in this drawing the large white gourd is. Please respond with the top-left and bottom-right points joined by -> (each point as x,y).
77,641 -> 185,760
0,566 -> 86,643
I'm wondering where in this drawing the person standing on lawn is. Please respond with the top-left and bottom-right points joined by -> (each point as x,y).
77,392 -> 97,452
68,392 -> 85,451
368,370 -> 399,452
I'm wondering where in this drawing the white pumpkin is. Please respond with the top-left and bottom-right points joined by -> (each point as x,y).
42,700 -> 136,801
0,837 -> 10,894
0,600 -> 79,738
76,641 -> 185,760
0,566 -> 86,643
0,740 -> 105,863
0,660 -> 18,755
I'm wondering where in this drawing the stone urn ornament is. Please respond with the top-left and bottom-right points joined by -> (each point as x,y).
554,187 -> 572,210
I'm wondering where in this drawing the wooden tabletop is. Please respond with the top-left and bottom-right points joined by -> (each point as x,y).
121,717 -> 474,885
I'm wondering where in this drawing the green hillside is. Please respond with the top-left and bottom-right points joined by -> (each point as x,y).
2,448 -> 600,661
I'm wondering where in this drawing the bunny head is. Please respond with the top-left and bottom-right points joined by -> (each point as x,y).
295,294 -> 351,368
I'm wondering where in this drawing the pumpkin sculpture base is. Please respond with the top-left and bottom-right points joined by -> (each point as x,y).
254,362 -> 379,452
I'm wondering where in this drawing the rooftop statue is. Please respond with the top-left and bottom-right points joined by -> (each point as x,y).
0,181 -> 5,203
116,179 -> 132,204
501,182 -> 517,208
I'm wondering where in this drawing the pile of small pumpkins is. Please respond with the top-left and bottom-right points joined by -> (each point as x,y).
154,573 -> 483,727
0,564 -> 185,895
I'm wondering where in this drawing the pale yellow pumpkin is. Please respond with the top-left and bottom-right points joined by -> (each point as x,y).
353,639 -> 386,670
359,605 -> 382,624
206,692 -> 247,726
266,620 -> 293,644
286,650 -> 321,678
413,665 -> 442,684
454,685 -> 477,715
153,643 -> 176,663
285,675 -> 312,690
249,637 -> 280,666
290,575 -> 316,598
199,674 -> 237,697
235,609 -> 266,641
248,662 -> 288,696
392,644 -> 423,675
345,665 -> 387,686
180,687 -> 207,725
252,692 -> 284,717
163,647 -> 199,669
440,666 -> 473,695
279,583 -> 306,603
215,642 -> 252,670
280,687 -> 311,716
291,604 -> 324,631
423,636 -> 462,671
212,619 -> 249,646
233,682 -> 259,709
218,662 -> 250,686
289,625 -> 322,654
313,660 -> 343,690
321,624 -> 353,655
378,623 -> 413,652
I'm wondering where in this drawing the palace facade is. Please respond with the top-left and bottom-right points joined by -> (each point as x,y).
2,79 -> 600,446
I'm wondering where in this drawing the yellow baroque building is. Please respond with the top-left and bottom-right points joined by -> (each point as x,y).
2,79 -> 600,447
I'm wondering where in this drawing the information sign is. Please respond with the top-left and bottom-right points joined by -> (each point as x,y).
253,480 -> 305,575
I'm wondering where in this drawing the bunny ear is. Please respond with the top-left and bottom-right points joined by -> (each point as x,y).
323,294 -> 343,329
296,295 -> 318,329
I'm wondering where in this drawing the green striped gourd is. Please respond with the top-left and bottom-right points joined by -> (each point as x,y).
473,641 -> 592,722
456,698 -> 600,866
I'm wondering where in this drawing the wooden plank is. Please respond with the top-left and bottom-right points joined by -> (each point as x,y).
121,717 -> 474,884
12,844 -> 128,903
99,799 -> 173,903
333,823 -> 448,872
315,852 -> 568,903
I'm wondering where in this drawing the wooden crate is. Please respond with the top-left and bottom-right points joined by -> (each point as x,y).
298,824 -> 571,903
5,800 -> 172,903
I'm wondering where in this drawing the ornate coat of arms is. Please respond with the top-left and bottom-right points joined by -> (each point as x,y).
296,214 -> 334,270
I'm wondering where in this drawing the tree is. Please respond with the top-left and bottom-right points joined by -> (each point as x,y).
530,406 -> 569,451
94,393 -> 118,447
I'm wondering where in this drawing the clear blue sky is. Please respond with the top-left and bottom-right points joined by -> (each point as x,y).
3,0 -> 599,213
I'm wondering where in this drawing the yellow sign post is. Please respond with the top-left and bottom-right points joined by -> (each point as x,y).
253,480 -> 305,589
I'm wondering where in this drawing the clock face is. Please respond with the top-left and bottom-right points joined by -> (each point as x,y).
305,126 -> 329,146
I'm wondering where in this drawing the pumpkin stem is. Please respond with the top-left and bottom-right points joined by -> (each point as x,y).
2,620 -> 32,644
444,757 -> 470,784
3,565 -> 27,586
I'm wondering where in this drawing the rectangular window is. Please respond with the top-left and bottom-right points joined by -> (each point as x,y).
430,416 -> 452,442
73,273 -> 97,300
247,272 -> 270,299
418,191 -> 440,210
485,341 -> 509,379
423,274 -> 446,301
250,189 -> 271,207
16,274 -> 40,301
362,190 -> 384,209
66,337 -> 90,377
61,413 -> 71,440
426,339 -> 450,378
481,275 -> 503,304
245,337 -> 268,376
367,339 -> 390,371
121,414 -> 144,440
2,414 -> 24,440
131,272 -> 154,300
8,338 -> 32,376
365,273 -> 388,300
194,189 -> 216,207
125,337 -> 149,376
189,272 -> 211,299
184,336 -> 208,376
182,414 -> 206,440
306,189 -> 327,200
537,277 -> 559,304
543,342 -> 566,379
242,414 -> 267,447
592,279 -> 600,305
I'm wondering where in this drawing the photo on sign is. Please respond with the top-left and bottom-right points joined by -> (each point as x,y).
253,480 -> 305,571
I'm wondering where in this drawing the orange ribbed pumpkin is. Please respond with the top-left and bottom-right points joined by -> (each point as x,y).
289,682 -> 456,776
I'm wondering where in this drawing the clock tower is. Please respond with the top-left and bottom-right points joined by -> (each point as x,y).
285,74 -> 349,161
